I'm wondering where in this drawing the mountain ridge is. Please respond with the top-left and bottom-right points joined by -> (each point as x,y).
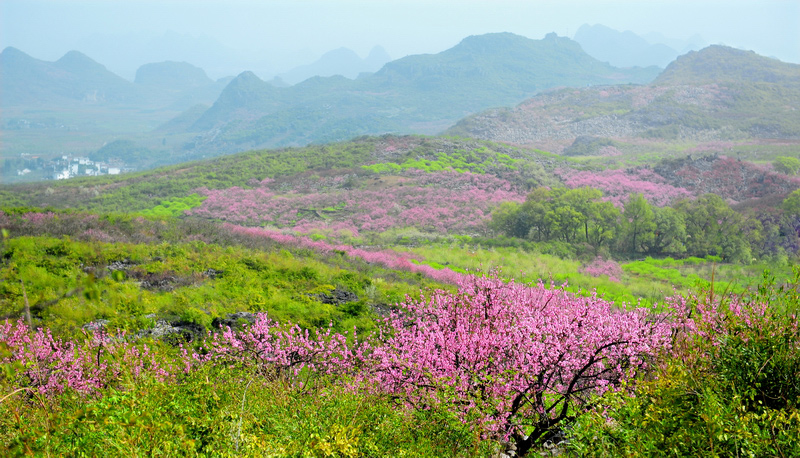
1,47 -> 141,105
445,44 -> 800,149
178,32 -> 661,158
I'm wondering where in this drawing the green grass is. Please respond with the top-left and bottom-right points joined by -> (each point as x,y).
0,225 -> 436,337
406,244 -> 795,308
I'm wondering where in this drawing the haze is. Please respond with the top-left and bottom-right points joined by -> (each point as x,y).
2,0 -> 798,80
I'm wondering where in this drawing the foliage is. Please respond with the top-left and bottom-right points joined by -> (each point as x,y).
0,363 -> 490,457
674,193 -> 755,262
567,271 -> 800,457
361,146 -> 520,176
364,273 -> 673,456
774,156 -> 800,176
784,189 -> 800,218
139,193 -> 207,217
0,216 -> 438,335
491,187 -> 619,251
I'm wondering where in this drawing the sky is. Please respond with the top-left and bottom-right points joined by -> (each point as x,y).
2,0 -> 798,80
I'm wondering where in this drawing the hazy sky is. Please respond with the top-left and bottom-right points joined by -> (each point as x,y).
2,0 -> 798,80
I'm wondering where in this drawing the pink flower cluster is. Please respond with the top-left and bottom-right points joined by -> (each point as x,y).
667,292 -> 776,349
21,212 -> 58,225
670,156 -> 800,203
0,321 -> 172,397
364,274 -> 673,444
188,171 -> 524,235
1,273 -> 680,448
81,228 -> 114,243
579,257 -> 623,282
558,167 -> 692,208
227,224 -> 464,284
195,314 -> 369,379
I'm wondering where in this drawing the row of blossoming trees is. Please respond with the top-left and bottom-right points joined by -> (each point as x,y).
5,268 -> 797,455
1,272 -> 671,455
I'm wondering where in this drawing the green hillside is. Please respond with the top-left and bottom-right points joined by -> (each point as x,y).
2,130 -> 799,456
447,45 -> 800,148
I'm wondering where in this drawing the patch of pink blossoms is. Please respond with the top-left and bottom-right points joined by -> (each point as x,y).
579,257 -> 623,282
227,224 -> 464,284
188,170 -> 524,235
557,167 -> 692,208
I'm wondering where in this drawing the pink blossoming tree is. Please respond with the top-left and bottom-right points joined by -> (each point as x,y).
365,274 -> 673,455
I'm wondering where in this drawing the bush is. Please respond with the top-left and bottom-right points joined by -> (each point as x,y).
567,272 -> 800,457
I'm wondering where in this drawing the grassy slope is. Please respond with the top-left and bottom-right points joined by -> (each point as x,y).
0,135 -> 563,213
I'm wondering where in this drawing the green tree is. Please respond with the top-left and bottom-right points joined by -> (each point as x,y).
489,201 -> 522,237
518,188 -> 554,241
546,205 -> 584,243
644,206 -> 687,255
585,200 -> 619,250
783,189 -> 800,218
621,193 -> 656,254
773,156 -> 800,176
674,194 -> 751,262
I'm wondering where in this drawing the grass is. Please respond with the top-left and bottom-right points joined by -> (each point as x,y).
406,244 -> 795,308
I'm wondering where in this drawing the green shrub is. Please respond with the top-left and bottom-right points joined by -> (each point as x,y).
567,274 -> 800,457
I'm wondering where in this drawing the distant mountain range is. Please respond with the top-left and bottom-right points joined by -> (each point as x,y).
573,24 -> 700,68
446,45 -> 800,149
0,47 -> 141,106
276,46 -> 392,85
0,47 -> 226,109
3,27 -> 797,180
174,32 -> 661,158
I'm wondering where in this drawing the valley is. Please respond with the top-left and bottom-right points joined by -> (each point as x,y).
1,20 -> 799,457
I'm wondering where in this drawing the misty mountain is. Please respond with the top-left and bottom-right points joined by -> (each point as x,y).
74,30 -> 252,80
0,47 -> 227,111
180,32 -> 661,157
277,46 -> 392,85
573,24 -> 680,68
642,31 -> 707,55
134,61 -> 227,109
446,45 -> 800,147
654,45 -> 800,85
135,61 -> 214,88
0,47 -> 141,106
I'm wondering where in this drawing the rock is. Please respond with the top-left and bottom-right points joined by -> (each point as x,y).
211,312 -> 257,330
138,319 -> 206,345
313,287 -> 358,305
203,268 -> 223,279
107,259 -> 136,271
82,319 -> 109,332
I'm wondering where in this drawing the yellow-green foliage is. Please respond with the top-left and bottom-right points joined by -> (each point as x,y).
0,235 -> 424,336
139,193 -> 207,217
362,147 -> 519,175
407,244 -> 792,308
567,276 -> 800,457
0,364 -> 492,457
